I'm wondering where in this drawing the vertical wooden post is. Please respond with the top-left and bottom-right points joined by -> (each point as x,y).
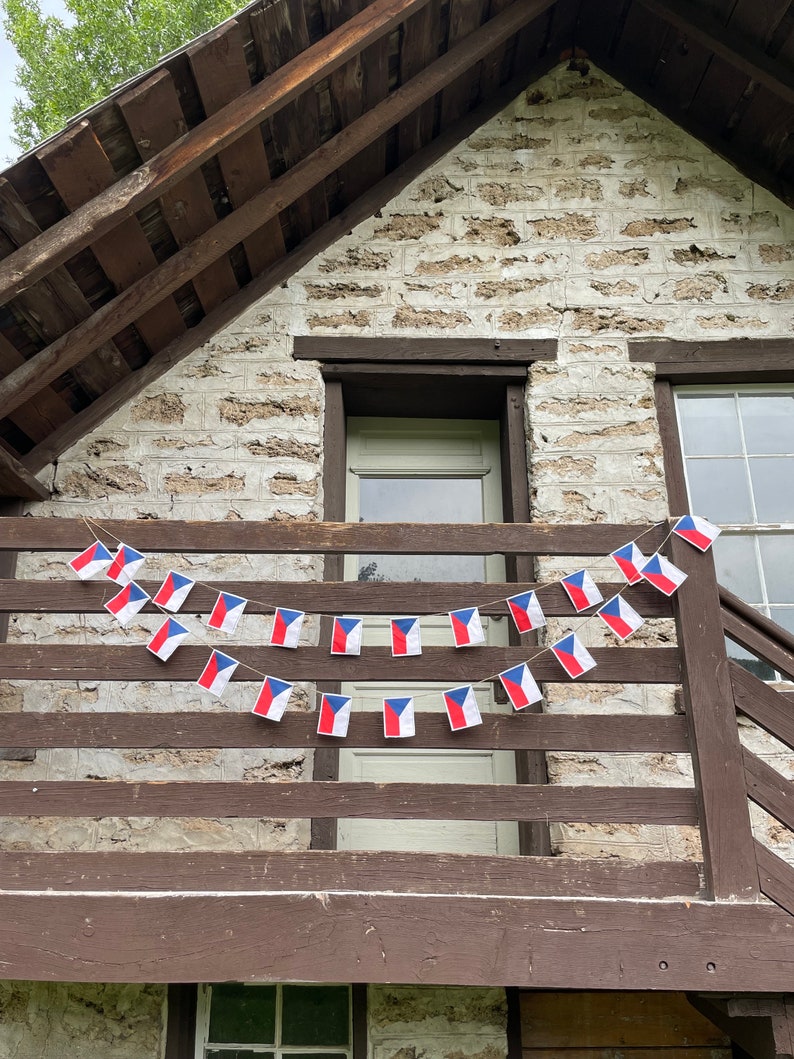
671,530 -> 758,901
164,983 -> 198,1059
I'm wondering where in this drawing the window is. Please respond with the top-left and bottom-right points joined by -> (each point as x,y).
675,386 -> 794,678
195,983 -> 352,1059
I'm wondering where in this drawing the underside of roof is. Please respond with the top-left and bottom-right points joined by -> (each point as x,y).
0,0 -> 791,499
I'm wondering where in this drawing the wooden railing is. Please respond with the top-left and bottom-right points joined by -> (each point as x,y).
0,518 -> 770,906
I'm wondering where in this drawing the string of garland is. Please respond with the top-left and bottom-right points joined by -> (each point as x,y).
68,514 -> 721,738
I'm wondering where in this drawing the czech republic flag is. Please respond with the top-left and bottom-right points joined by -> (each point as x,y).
146,617 -> 190,660
597,596 -> 644,641
252,676 -> 294,722
551,632 -> 597,679
390,617 -> 422,656
610,542 -> 645,585
317,693 -> 352,737
561,569 -> 603,612
207,592 -> 247,634
104,582 -> 150,627
443,685 -> 482,730
152,571 -> 195,612
641,554 -> 687,596
506,591 -> 546,633
673,515 -> 721,552
196,650 -> 238,697
448,607 -> 485,647
498,663 -> 542,711
106,543 -> 146,585
69,540 -> 113,580
331,617 -> 363,655
270,607 -> 305,649
383,696 -> 415,738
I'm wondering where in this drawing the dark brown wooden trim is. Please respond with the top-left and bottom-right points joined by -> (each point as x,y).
0,779 -> 699,823
654,379 -> 690,516
0,446 -> 49,500
721,593 -> 794,682
720,587 -> 794,657
0,893 -> 792,987
755,840 -> 794,918
687,992 -> 794,1059
0,711 -> 689,752
0,643 -> 682,683
19,58 -> 560,474
730,661 -> 794,753
671,534 -> 759,901
0,850 -> 703,898
352,983 -> 367,1058
0,0 -> 437,303
506,987 -> 523,1059
165,983 -> 198,1059
295,337 -> 556,362
0,579 -> 672,616
631,340 -> 794,384
0,518 -> 669,554
0,499 -> 34,762
743,748 -> 794,833
633,0 -> 794,106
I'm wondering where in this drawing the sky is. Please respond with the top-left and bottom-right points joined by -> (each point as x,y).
0,0 -> 70,165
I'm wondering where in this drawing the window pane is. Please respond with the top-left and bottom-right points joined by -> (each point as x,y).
281,986 -> 350,1047
739,394 -> 794,454
208,985 -> 276,1045
678,395 -> 742,455
749,458 -> 794,523
685,458 -> 753,522
712,535 -> 763,602
759,535 -> 794,603
358,476 -> 486,582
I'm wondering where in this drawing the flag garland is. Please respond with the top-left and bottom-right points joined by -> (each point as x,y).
68,513 -> 717,733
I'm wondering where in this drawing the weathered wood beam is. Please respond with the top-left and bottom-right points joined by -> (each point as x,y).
756,840 -> 794,919
0,850 -> 703,898
0,779 -> 698,822
0,710 -> 689,752
688,992 -> 794,1059
0,446 -> 48,500
0,0 -> 550,419
0,0 -> 434,304
293,336 -> 556,361
730,661 -> 794,753
634,0 -> 794,107
0,893 -> 791,986
743,747 -> 794,833
0,643 -> 681,683
0,517 -> 669,554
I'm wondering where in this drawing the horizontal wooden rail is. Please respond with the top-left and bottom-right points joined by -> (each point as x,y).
730,661 -> 794,752
0,644 -> 682,682
0,519 -> 668,555
0,850 -> 703,898
720,586 -> 794,682
0,579 -> 673,616
743,748 -> 794,832
0,711 -> 690,751
0,780 -> 699,822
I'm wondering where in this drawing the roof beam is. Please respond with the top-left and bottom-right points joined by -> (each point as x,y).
633,0 -> 794,106
0,0 -> 434,305
0,445 -> 48,500
0,0 -> 554,422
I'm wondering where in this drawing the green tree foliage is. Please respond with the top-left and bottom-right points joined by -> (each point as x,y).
2,0 -> 240,151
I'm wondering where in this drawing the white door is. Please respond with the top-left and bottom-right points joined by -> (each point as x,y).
337,417 -> 518,854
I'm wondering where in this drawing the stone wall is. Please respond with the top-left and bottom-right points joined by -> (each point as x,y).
1,59 -> 793,1056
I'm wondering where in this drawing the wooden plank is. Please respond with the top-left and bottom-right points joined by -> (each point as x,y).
322,363 -> 529,380
0,179 -> 130,399
0,578 -> 673,615
687,993 -> 792,1059
0,447 -> 49,500
730,661 -> 794,752
631,340 -> 794,365
523,1050 -> 728,1059
755,839 -> 794,917
250,0 -> 328,238
0,0 -> 555,417
0,894 -> 792,987
0,332 -> 73,445
187,22 -> 286,276
0,779 -> 699,822
0,499 -> 34,761
653,379 -> 689,515
116,71 -> 239,315
294,336 -> 557,361
670,533 -> 758,900
0,643 -> 682,683
520,991 -> 730,1048
721,608 -> 794,683
18,65 -> 560,473
397,0 -> 442,162
440,0 -> 489,127
0,518 -> 668,554
743,748 -> 794,831
0,711 -> 690,752
36,122 -> 186,355
721,584 -> 794,653
0,850 -> 702,897
0,0 -> 435,304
